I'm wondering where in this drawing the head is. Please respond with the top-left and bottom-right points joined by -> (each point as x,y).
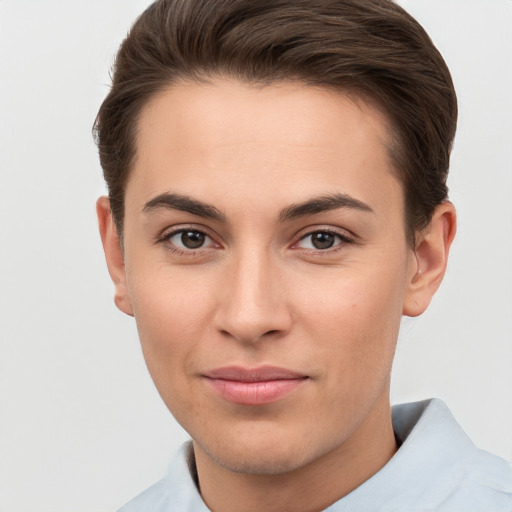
95,0 -> 457,489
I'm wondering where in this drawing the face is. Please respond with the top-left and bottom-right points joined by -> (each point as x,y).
112,79 -> 420,475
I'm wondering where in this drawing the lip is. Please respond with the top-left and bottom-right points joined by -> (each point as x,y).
203,366 -> 309,406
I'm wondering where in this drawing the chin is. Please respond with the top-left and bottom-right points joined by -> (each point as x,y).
194,430 -> 325,476
208,448 -> 311,476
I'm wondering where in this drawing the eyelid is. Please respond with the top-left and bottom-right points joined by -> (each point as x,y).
156,224 -> 222,252
291,225 -> 356,251
156,223 -> 216,241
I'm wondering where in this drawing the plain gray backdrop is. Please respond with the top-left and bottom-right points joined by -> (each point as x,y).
1,1 -> 511,511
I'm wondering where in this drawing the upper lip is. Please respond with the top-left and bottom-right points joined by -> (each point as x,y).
204,365 -> 308,382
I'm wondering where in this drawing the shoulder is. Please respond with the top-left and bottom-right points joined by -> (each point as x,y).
117,478 -> 169,512
450,446 -> 512,511
116,442 -> 209,512
330,399 -> 512,511
394,399 -> 512,511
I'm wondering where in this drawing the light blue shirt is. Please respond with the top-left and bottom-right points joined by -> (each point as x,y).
118,399 -> 512,511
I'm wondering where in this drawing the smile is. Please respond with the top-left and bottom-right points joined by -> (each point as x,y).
203,366 -> 309,406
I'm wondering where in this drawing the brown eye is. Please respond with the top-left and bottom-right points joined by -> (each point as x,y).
296,230 -> 351,251
180,230 -> 205,249
166,229 -> 212,250
310,232 -> 336,249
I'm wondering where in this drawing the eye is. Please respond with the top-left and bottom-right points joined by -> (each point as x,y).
166,229 -> 215,251
296,230 -> 350,250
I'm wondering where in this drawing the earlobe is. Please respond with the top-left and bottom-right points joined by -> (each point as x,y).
403,201 -> 457,317
96,196 -> 134,317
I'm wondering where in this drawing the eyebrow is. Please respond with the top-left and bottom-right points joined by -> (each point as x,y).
278,193 -> 374,222
142,191 -> 373,223
142,193 -> 227,222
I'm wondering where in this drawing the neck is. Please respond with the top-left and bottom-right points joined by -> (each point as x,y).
193,396 -> 398,512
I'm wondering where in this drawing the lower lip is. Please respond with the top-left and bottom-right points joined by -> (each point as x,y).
205,378 -> 307,405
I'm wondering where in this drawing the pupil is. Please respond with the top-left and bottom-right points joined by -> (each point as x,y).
312,232 -> 334,249
181,231 -> 205,249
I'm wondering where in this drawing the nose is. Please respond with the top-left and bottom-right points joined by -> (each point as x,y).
213,250 -> 292,344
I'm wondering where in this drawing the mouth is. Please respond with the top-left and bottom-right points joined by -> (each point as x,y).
203,366 -> 309,406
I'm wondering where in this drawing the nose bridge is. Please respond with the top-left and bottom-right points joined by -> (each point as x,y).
215,244 -> 290,343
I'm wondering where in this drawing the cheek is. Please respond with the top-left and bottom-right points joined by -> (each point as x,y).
128,271 -> 215,377
129,278 -> 214,427
298,261 -> 406,372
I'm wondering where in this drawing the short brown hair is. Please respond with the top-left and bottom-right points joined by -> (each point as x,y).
94,0 -> 457,245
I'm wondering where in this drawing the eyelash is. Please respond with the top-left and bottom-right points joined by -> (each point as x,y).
156,226 -> 219,257
293,228 -> 354,254
156,226 -> 355,256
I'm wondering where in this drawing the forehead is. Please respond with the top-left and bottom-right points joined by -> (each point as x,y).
129,79 -> 401,215
137,79 -> 392,158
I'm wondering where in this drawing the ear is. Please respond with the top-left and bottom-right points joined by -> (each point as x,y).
403,201 -> 457,317
96,196 -> 134,316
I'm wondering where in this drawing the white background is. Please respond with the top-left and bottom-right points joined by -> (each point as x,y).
0,1 -> 511,511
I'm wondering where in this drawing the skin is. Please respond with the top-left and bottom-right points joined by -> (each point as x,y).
98,79 -> 456,512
